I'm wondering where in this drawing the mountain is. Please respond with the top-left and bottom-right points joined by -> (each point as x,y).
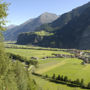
4,12 -> 58,41
17,2 -> 90,50
36,2 -> 90,32
37,6 -> 90,49
51,6 -> 90,49
7,25 -> 16,30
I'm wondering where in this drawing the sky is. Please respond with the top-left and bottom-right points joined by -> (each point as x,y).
4,0 -> 90,26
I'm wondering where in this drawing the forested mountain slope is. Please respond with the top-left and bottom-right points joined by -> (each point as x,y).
36,2 -> 90,32
17,3 -> 90,50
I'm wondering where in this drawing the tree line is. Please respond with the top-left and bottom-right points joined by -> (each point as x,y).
33,73 -> 90,89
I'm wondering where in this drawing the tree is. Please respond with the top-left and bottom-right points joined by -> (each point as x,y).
0,0 -> 8,78
75,79 -> 80,85
14,61 -> 37,90
0,1 -> 38,90
45,74 -> 48,78
52,74 -> 55,79
80,79 -> 84,87
0,0 -> 8,32
63,76 -> 68,82
56,75 -> 61,80
87,82 -> 90,89
61,75 -> 64,81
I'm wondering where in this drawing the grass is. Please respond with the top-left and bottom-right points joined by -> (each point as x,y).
5,48 -> 71,61
36,58 -> 90,85
36,58 -> 65,74
32,74 -> 88,90
5,44 -> 90,90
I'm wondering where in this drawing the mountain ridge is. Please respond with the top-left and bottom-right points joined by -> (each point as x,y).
4,12 -> 58,41
17,2 -> 90,50
36,2 -> 90,32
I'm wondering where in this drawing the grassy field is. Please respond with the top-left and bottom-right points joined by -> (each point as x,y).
5,48 -> 71,60
32,75 -> 88,90
39,59 -> 90,84
36,58 -> 90,85
5,43 -> 90,90
35,58 -> 90,90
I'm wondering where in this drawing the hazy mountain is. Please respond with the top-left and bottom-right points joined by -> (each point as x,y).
7,25 -> 17,30
4,12 -> 58,41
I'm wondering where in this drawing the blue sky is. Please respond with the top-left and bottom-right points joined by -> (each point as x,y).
4,0 -> 90,26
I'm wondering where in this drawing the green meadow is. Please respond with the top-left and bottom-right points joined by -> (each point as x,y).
39,58 -> 90,85
5,48 -> 71,60
5,44 -> 90,90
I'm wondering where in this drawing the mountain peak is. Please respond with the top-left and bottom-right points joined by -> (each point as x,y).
4,12 -> 58,41
39,12 -> 58,24
7,25 -> 17,30
41,12 -> 58,16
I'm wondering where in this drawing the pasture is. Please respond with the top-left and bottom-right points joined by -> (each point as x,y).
5,43 -> 90,90
38,58 -> 90,85
5,48 -> 71,60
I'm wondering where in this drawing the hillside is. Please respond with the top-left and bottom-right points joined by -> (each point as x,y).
17,2 -> 90,50
17,31 -> 54,45
36,2 -> 90,32
51,6 -> 90,49
37,6 -> 90,49
4,12 -> 58,41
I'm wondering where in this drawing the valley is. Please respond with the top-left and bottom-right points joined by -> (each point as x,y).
5,42 -> 90,90
2,1 -> 90,90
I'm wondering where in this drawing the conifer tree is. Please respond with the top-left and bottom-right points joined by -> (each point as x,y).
61,75 -> 64,81
56,75 -> 60,80
75,79 -> 80,85
87,82 -> 90,89
52,74 -> 55,79
80,79 -> 84,87
63,76 -> 68,82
